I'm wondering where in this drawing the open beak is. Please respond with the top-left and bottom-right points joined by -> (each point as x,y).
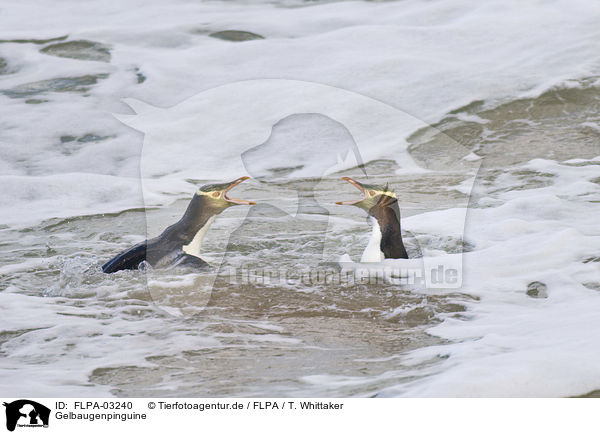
224,176 -> 256,205
335,177 -> 367,205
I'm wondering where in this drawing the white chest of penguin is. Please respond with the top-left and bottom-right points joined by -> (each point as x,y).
182,215 -> 216,258
361,216 -> 385,263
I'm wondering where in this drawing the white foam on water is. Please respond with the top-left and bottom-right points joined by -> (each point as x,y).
379,159 -> 600,397
1,0 -> 599,224
0,292 -> 188,396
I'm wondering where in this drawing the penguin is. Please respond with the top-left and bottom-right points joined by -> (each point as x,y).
102,176 -> 255,273
336,177 -> 408,262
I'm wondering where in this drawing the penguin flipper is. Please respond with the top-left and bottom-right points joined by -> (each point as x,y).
102,241 -> 148,273
172,253 -> 211,269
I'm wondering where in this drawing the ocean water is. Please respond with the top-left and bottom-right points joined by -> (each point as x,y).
1,0 -> 599,397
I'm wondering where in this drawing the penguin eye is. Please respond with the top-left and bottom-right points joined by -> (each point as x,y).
369,190 -> 376,197
212,192 -> 220,198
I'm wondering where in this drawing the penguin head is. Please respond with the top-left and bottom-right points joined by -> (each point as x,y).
335,177 -> 397,213
196,176 -> 256,211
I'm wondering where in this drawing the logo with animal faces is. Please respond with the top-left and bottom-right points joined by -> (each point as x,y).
112,79 -> 481,316
3,400 -> 50,432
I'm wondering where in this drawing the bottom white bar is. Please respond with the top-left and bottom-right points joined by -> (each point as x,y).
1,398 -> 594,434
